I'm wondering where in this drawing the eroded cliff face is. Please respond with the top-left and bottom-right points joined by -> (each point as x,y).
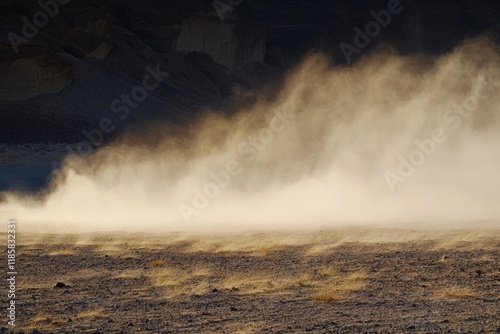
175,11 -> 265,70
2,0 -> 500,64
0,0 -> 499,141
247,0 -> 500,63
60,15 -> 115,60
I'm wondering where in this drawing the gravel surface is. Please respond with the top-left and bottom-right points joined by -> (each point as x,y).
4,230 -> 499,333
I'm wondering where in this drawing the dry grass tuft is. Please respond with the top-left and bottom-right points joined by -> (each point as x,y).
30,313 -> 66,328
31,313 -> 52,324
312,292 -> 345,302
148,258 -> 167,268
148,267 -> 212,296
311,290 -> 360,302
222,321 -> 267,333
439,286 -> 476,299
312,271 -> 368,302
76,309 -> 109,319
47,250 -> 75,256
114,269 -> 143,279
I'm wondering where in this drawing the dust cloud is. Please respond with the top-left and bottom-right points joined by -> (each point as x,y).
1,38 -> 500,233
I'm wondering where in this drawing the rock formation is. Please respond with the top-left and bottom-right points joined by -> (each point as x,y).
0,44 -> 72,101
0,0 -> 499,142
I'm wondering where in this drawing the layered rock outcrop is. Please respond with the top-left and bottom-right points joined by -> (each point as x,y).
61,15 -> 114,60
175,11 -> 266,70
0,44 -> 72,101
1,0 -> 500,140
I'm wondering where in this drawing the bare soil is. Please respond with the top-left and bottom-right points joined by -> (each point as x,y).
4,228 -> 499,333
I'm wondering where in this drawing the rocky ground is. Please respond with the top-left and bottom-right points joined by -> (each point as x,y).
2,228 -> 498,333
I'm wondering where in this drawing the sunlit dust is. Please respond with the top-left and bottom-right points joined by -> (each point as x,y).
1,38 -> 500,232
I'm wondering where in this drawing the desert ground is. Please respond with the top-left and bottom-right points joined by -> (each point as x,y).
3,228 -> 499,333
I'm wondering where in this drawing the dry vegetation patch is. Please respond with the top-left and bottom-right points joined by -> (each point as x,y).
312,270 -> 368,302
438,286 -> 476,299
148,258 -> 167,268
76,309 -> 109,320
29,313 -> 66,330
148,266 -> 213,296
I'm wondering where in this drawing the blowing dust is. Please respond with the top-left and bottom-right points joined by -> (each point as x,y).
1,38 -> 500,233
